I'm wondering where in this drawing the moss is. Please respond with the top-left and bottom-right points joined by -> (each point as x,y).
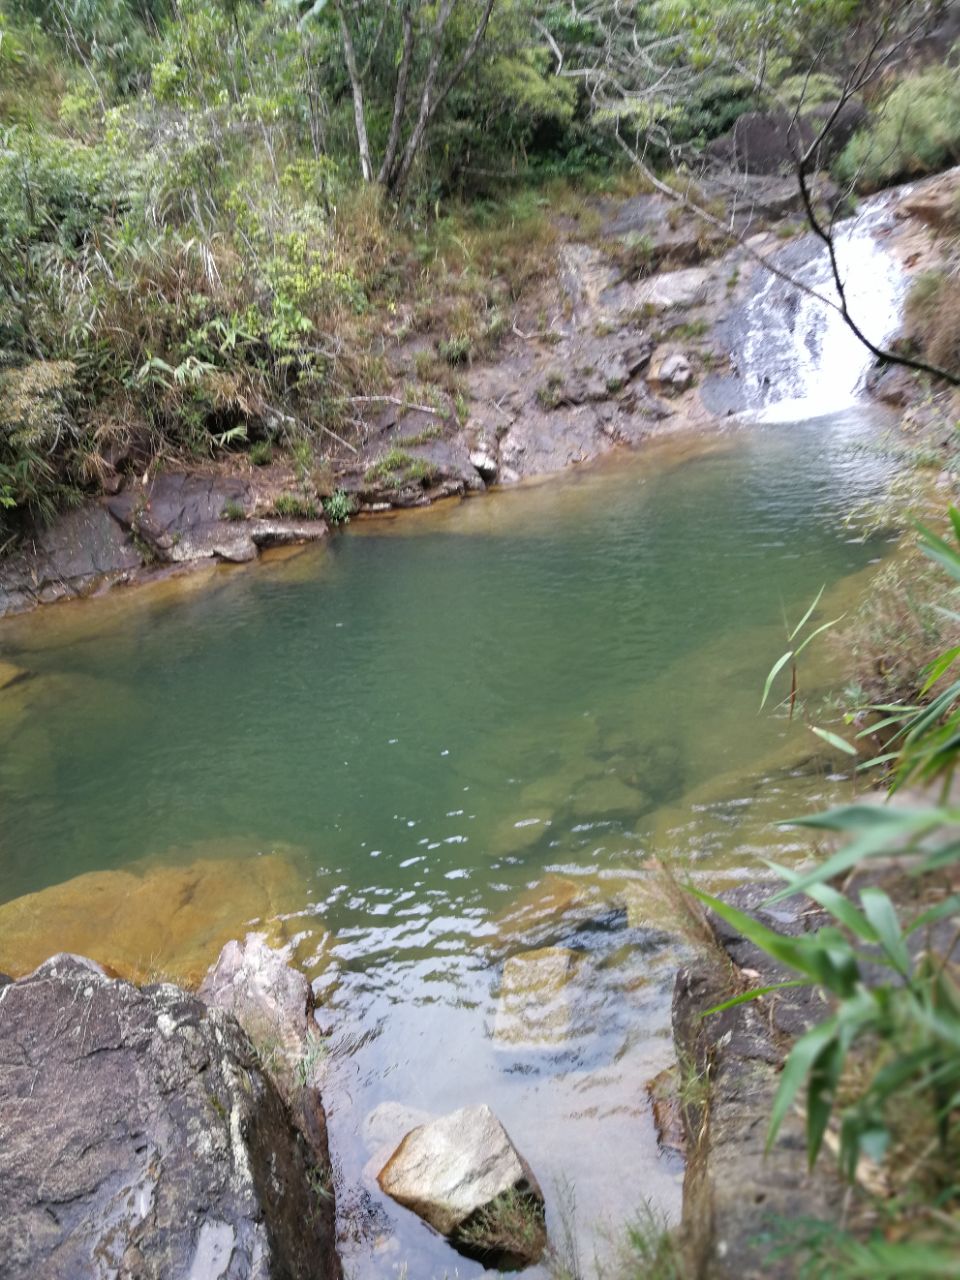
364,448 -> 440,489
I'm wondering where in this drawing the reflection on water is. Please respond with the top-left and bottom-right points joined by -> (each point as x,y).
0,409 -> 894,1276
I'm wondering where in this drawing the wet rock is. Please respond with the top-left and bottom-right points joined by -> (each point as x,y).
899,169 -> 960,229
199,932 -> 336,1216
0,953 -> 340,1280
707,107 -> 864,176
107,472 -> 330,565
673,885 -> 845,1278
199,932 -> 318,1099
865,361 -> 915,407
651,353 -> 693,392
469,443 -> 499,481
493,946 -> 585,1049
360,1102 -> 435,1188
361,1102 -> 433,1156
0,506 -> 143,617
602,195 -> 727,267
602,266 -> 712,315
647,1066 -> 686,1157
377,1104 -> 545,1266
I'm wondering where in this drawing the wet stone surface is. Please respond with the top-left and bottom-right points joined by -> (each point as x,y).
0,953 -> 340,1280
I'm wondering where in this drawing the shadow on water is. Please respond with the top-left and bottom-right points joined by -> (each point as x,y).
0,407 -> 897,1276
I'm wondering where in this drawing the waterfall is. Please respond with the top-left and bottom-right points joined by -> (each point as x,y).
739,195 -> 908,421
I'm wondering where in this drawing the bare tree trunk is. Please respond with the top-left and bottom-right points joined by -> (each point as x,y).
389,0 -> 497,198
336,0 -> 373,182
378,1 -> 416,187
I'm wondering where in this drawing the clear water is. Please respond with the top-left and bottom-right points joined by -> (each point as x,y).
0,408 -> 894,1277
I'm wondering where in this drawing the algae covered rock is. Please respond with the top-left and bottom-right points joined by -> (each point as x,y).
377,1103 -> 545,1267
0,953 -> 340,1280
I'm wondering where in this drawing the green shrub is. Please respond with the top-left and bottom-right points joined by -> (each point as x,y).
322,488 -> 353,524
364,448 -> 439,488
220,499 -> 246,521
0,360 -> 85,538
438,333 -> 472,366
836,56 -> 960,190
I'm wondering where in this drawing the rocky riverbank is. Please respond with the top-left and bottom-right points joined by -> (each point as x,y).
0,161 -> 895,620
0,938 -> 340,1280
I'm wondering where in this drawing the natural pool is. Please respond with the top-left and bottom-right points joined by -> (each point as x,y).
0,407 -> 894,1276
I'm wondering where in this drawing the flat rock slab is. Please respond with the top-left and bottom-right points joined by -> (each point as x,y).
0,506 -> 142,616
377,1103 -> 545,1265
0,851 -> 303,986
493,946 -> 585,1049
0,954 -> 339,1280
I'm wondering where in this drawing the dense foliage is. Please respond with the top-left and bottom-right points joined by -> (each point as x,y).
0,0 -> 956,545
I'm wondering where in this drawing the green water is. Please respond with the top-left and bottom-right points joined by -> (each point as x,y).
0,408 -> 893,1276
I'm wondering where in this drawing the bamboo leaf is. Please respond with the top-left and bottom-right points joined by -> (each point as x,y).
767,1017 -> 838,1150
860,887 -> 910,976
809,725 -> 857,755
788,584 -> 825,642
794,615 -> 844,656
921,644 -> 960,694
760,650 -> 793,710
701,980 -> 807,1016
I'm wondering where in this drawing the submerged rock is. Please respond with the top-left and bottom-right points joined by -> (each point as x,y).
377,1103 -> 545,1267
493,946 -> 585,1049
0,953 -> 339,1280
0,849 -> 304,985
0,660 -> 28,690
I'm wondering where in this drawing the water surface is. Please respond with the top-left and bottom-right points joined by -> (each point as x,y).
0,408 -> 894,1276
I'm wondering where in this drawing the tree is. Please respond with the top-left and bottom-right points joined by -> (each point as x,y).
308,0 -> 498,198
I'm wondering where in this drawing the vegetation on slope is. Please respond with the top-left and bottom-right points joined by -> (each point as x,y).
4,0 -> 956,548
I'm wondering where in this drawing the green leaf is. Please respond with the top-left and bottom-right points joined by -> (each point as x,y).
788,584 -> 825,642
921,644 -> 960,694
906,894 -> 960,935
806,1033 -> 845,1166
809,725 -> 857,755
701,980 -> 807,1016
760,649 -> 793,710
860,888 -> 910,976
767,1016 -> 838,1150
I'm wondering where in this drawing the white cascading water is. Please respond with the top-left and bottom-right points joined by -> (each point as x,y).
739,194 -> 908,421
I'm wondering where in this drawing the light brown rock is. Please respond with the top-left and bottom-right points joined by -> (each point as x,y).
0,848 -> 304,985
377,1104 -> 545,1264
493,946 -> 584,1049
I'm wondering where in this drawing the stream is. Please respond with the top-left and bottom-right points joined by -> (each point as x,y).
0,203 -> 907,1277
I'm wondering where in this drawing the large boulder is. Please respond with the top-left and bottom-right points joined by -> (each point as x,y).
377,1103 -> 546,1268
707,104 -> 866,176
0,953 -> 340,1280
